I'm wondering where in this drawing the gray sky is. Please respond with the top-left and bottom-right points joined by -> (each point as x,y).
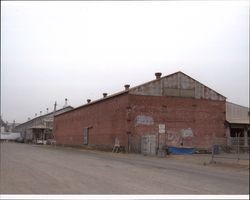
1,1 -> 249,123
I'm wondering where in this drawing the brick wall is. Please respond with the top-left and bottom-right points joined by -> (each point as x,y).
128,94 -> 226,150
54,93 -> 226,152
54,94 -> 129,149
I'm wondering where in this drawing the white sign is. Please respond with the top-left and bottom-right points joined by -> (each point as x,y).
159,124 -> 166,134
135,115 -> 154,125
180,128 -> 193,138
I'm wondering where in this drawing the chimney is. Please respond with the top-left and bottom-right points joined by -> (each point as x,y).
87,99 -> 91,103
54,101 -> 57,112
64,98 -> 68,108
155,72 -> 162,79
103,93 -> 108,98
124,84 -> 130,91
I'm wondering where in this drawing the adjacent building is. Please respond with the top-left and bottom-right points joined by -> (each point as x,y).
225,102 -> 250,147
15,104 -> 73,143
54,71 -> 227,154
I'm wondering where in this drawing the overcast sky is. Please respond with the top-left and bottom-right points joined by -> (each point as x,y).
1,1 -> 249,123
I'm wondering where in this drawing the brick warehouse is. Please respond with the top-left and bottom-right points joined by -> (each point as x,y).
54,71 -> 226,154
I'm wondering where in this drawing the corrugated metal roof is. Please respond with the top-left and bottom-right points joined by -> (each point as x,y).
129,71 -> 226,100
226,102 -> 250,124
29,125 -> 52,130
15,106 -> 73,128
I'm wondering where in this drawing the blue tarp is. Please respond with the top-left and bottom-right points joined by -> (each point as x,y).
169,147 -> 196,155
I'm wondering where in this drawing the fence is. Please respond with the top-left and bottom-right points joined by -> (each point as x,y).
211,135 -> 249,164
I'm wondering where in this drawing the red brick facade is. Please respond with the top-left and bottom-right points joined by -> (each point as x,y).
54,94 -> 129,149
54,93 -> 226,151
128,95 -> 226,151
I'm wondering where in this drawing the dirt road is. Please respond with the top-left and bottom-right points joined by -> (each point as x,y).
0,142 -> 249,194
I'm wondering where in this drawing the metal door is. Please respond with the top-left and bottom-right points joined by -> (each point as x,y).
141,135 -> 156,155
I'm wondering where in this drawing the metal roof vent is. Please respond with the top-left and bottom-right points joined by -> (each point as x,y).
103,93 -> 108,98
87,99 -> 91,103
64,98 -> 68,108
155,72 -> 162,79
124,84 -> 130,91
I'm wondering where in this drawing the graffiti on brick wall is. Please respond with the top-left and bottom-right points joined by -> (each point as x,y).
167,130 -> 181,144
166,128 -> 193,145
135,115 -> 154,126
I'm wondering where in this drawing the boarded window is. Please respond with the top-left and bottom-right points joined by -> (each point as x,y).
83,128 -> 88,145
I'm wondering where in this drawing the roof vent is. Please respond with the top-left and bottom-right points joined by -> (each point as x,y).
64,98 -> 68,108
155,72 -> 162,79
103,93 -> 108,98
87,99 -> 91,103
124,84 -> 130,91
54,101 -> 57,112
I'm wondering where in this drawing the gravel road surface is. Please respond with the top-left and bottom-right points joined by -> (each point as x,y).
0,142 -> 249,194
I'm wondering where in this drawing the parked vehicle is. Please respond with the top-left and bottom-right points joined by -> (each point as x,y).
0,132 -> 21,141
